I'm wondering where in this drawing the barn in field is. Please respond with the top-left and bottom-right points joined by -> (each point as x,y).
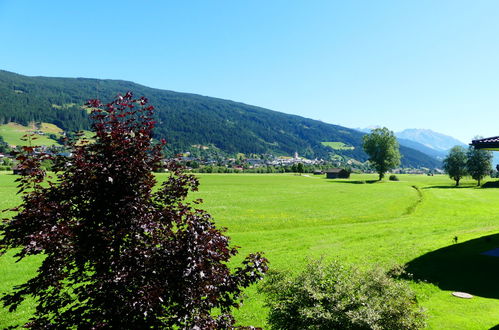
325,168 -> 350,179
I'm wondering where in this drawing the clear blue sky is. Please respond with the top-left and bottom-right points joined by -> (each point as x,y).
1,0 -> 499,143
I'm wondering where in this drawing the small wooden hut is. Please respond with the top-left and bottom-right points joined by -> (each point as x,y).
325,168 -> 350,179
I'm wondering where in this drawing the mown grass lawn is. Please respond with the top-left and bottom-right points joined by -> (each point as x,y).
1,172 -> 499,329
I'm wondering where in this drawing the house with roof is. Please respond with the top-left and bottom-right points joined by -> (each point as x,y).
470,136 -> 499,150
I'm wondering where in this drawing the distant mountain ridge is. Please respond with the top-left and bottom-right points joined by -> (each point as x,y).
357,127 -> 468,161
395,129 -> 466,151
396,137 -> 448,160
0,70 -> 441,168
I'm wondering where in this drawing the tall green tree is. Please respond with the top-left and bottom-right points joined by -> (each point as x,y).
362,127 -> 401,180
296,162 -> 304,175
443,146 -> 468,186
466,146 -> 492,186
0,135 -> 9,153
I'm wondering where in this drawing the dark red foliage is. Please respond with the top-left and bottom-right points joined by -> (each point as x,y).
0,92 -> 268,329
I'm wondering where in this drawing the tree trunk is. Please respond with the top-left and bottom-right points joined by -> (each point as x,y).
456,178 -> 460,186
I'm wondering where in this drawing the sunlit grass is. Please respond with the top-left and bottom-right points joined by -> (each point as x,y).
0,122 -> 61,146
1,173 -> 499,328
320,141 -> 355,150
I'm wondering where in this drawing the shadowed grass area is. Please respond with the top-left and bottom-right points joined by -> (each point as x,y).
326,179 -> 379,184
405,233 -> 499,299
481,180 -> 499,188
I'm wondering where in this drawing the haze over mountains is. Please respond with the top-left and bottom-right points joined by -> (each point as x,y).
396,128 -> 499,166
357,127 -> 469,161
396,129 -> 466,150
0,70 -> 442,168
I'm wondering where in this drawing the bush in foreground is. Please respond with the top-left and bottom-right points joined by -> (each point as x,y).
0,92 -> 268,329
260,259 -> 426,330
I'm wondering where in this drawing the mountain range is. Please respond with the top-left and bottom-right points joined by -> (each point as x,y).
0,70 -> 441,168
358,127 -> 469,161
396,128 -> 467,151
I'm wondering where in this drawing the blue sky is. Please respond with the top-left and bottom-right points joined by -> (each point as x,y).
1,0 -> 499,143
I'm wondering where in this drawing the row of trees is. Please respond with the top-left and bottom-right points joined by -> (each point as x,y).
188,163 -> 339,174
191,164 -> 305,174
361,129 -> 495,187
443,145 -> 492,186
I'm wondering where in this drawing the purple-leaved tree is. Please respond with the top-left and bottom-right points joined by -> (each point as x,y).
0,92 -> 268,329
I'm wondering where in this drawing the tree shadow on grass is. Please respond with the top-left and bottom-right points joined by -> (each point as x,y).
481,181 -> 499,189
422,185 -> 476,189
325,180 -> 378,184
403,234 -> 499,299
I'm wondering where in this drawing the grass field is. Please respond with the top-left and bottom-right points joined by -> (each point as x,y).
0,122 -> 62,146
321,141 -> 355,150
1,173 -> 499,328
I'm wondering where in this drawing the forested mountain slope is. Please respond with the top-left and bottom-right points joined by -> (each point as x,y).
0,70 -> 440,168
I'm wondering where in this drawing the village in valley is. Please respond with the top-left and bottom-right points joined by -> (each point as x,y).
0,142 -> 442,177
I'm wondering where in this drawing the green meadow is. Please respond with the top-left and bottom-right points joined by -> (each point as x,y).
0,123 -> 62,146
321,141 -> 355,150
1,172 -> 499,329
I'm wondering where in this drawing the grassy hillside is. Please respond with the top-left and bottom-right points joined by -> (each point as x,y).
0,122 -> 62,146
0,70 -> 440,168
321,141 -> 355,150
1,173 -> 499,328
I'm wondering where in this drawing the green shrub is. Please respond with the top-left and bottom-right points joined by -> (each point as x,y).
260,259 -> 426,330
389,174 -> 399,181
1,158 -> 13,166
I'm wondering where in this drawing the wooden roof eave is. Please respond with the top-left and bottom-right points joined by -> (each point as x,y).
470,136 -> 499,150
